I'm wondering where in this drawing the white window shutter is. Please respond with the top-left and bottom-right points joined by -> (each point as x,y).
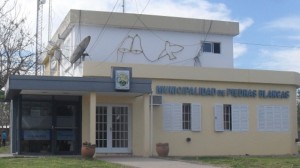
257,105 -> 265,131
281,106 -> 289,131
273,106 -> 282,130
172,103 -> 182,131
240,105 -> 249,131
162,103 -> 182,131
163,103 -> 173,131
191,104 -> 201,132
231,104 -> 240,131
232,104 -> 248,132
214,104 -> 224,132
265,105 -> 274,131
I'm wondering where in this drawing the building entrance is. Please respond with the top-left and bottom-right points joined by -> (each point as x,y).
20,95 -> 81,155
96,105 -> 131,153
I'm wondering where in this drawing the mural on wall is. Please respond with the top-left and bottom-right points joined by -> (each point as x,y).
158,41 -> 184,60
118,34 -> 184,63
118,34 -> 143,54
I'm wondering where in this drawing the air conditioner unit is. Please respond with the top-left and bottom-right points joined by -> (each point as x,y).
151,95 -> 162,106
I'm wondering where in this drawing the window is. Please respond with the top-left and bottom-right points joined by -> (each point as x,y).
257,105 -> 289,132
202,42 -> 221,54
214,104 -> 248,132
182,103 -> 191,130
223,105 -> 232,130
163,103 -> 201,132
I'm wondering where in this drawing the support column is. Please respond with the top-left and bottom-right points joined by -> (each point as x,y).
143,94 -> 151,156
89,92 -> 96,144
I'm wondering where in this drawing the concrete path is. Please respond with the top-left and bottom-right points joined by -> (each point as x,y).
100,157 -> 222,168
0,154 -> 13,157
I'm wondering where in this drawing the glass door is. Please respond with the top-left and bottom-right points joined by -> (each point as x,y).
96,105 -> 131,153
54,103 -> 80,154
21,101 -> 52,154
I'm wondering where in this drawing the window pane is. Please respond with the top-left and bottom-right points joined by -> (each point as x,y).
213,43 -> 221,53
223,105 -> 232,130
202,42 -> 212,52
182,103 -> 191,130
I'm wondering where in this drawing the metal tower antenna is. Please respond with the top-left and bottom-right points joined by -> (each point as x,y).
35,0 -> 46,76
122,0 -> 125,13
48,0 -> 52,41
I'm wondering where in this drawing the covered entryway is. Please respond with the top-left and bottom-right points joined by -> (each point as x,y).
96,105 -> 131,153
6,75 -> 152,155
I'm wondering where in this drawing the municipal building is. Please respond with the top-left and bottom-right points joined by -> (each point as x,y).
5,10 -> 300,156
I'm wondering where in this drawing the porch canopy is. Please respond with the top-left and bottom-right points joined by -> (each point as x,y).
5,75 -> 152,100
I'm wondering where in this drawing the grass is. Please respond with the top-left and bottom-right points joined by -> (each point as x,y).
0,144 -> 126,168
0,143 -> 299,168
0,145 -> 9,154
181,156 -> 300,168
0,157 -> 127,168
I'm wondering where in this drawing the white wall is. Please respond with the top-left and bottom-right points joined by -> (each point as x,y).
59,24 -> 234,76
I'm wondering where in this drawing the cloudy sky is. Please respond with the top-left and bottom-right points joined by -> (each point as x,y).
15,0 -> 300,72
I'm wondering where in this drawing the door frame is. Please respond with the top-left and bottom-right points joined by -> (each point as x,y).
95,104 -> 132,153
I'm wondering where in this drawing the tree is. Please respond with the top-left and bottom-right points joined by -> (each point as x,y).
0,0 -> 36,89
0,0 -> 36,129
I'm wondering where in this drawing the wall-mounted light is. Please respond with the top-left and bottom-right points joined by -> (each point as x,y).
186,137 -> 191,143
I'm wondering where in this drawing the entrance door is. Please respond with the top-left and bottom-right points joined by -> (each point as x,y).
54,103 -> 80,154
96,105 -> 131,153
20,95 -> 81,155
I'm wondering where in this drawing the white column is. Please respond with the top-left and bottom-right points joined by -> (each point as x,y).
143,94 -> 151,156
89,92 -> 96,144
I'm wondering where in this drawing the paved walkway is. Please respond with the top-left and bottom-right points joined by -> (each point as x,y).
0,154 -> 13,157
100,157 -> 222,168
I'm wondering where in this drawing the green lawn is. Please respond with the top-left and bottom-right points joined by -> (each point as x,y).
0,144 -> 126,168
0,157 -> 128,168
181,156 -> 300,168
0,145 -> 9,154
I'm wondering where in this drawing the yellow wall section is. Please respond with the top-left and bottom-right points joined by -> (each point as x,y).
152,80 -> 297,156
81,62 -> 300,156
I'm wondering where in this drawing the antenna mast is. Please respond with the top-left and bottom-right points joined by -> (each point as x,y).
35,0 -> 46,75
48,0 -> 52,41
122,0 -> 125,13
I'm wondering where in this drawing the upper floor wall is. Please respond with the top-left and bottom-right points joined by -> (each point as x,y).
42,10 -> 239,77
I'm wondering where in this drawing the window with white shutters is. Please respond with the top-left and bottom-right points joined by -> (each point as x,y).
214,104 -> 249,132
163,103 -> 201,132
257,105 -> 289,132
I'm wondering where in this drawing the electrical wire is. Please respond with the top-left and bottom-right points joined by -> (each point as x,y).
192,20 -> 213,67
87,0 -> 120,54
91,0 -> 152,70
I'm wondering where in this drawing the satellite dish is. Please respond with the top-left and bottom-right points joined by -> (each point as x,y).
70,36 -> 91,64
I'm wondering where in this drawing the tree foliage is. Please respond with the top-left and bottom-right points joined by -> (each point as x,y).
0,0 -> 36,128
0,0 -> 36,89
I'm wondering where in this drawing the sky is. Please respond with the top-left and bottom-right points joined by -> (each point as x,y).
14,0 -> 300,72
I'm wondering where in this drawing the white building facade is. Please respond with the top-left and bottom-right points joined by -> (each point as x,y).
5,10 -> 300,156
